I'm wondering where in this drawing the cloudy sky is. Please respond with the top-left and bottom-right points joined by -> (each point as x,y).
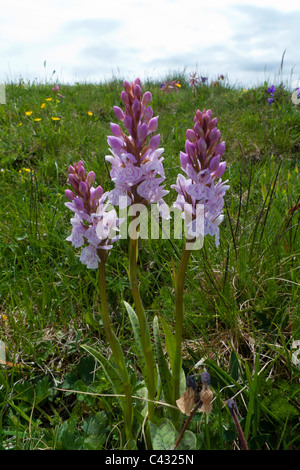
1,0 -> 299,88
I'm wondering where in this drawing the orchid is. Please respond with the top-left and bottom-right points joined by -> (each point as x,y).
160,80 -> 181,93
106,78 -> 168,211
171,108 -> 229,246
65,160 -> 122,268
189,73 -> 200,93
106,78 -> 169,422
171,108 -> 229,408
65,159 -> 132,440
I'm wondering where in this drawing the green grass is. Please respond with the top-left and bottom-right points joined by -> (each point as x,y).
0,75 -> 299,450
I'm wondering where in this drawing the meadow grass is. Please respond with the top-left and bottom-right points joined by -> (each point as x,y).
0,75 -> 299,450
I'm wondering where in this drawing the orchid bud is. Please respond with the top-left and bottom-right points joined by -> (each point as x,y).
93,185 -> 104,200
123,80 -> 131,93
209,128 -> 221,144
148,116 -> 158,133
110,122 -> 122,137
142,91 -> 152,106
68,173 -> 79,189
142,106 -> 153,124
134,84 -> 142,99
185,140 -> 196,158
114,106 -> 124,121
123,115 -> 132,133
86,171 -> 96,186
215,141 -> 225,157
132,98 -> 141,119
186,129 -> 196,143
121,91 -> 129,104
137,123 -> 148,141
149,134 -> 160,150
180,151 -> 190,170
208,117 -> 218,130
79,181 -> 88,196
196,137 -> 207,156
209,155 -> 220,172
78,165 -> 86,179
213,161 -> 226,179
65,189 -> 75,201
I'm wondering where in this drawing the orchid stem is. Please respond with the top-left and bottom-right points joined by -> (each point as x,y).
98,260 -> 133,441
173,246 -> 191,406
129,235 -> 156,422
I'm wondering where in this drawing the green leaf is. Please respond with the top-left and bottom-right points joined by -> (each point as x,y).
159,316 -> 176,371
124,301 -> 151,389
177,430 -> 197,450
149,418 -> 177,450
153,316 -> 174,410
81,344 -> 124,408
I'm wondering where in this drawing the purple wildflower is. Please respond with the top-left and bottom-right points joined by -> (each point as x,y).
171,109 -> 229,246
65,160 -> 122,268
201,76 -> 208,83
267,85 -> 276,95
267,85 -> 276,105
160,80 -> 181,93
189,73 -> 200,92
106,78 -> 169,209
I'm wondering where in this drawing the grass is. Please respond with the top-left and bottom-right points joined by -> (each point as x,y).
0,74 -> 299,450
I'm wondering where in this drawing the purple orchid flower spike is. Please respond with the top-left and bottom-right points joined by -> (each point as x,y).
65,160 -> 123,268
171,109 -> 229,247
106,78 -> 169,213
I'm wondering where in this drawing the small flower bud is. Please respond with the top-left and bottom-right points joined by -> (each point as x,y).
110,122 -> 122,137
142,106 -> 153,124
137,123 -> 148,141
65,189 -> 75,201
121,91 -> 129,104
86,171 -> 96,186
209,155 -> 220,172
186,129 -> 196,143
185,140 -> 196,158
134,84 -> 142,99
142,91 -> 152,106
148,116 -> 158,133
79,181 -> 88,195
114,106 -> 124,121
215,141 -> 225,157
123,115 -> 132,133
149,134 -> 160,150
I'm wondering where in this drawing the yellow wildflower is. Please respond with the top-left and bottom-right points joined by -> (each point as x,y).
45,98 -> 52,101
25,111 -> 33,116
40,103 -> 46,108
88,111 -> 93,116
51,117 -> 60,121
1,314 -> 7,322
34,118 -> 42,122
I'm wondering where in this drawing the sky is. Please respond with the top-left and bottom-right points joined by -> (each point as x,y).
1,0 -> 299,88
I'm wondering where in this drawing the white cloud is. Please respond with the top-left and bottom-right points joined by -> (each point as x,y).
1,0 -> 299,86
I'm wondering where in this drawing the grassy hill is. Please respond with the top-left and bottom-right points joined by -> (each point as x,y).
0,76 -> 299,450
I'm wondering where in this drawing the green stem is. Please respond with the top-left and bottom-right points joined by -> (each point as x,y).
173,246 -> 191,406
98,260 -> 133,441
129,236 -> 156,422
